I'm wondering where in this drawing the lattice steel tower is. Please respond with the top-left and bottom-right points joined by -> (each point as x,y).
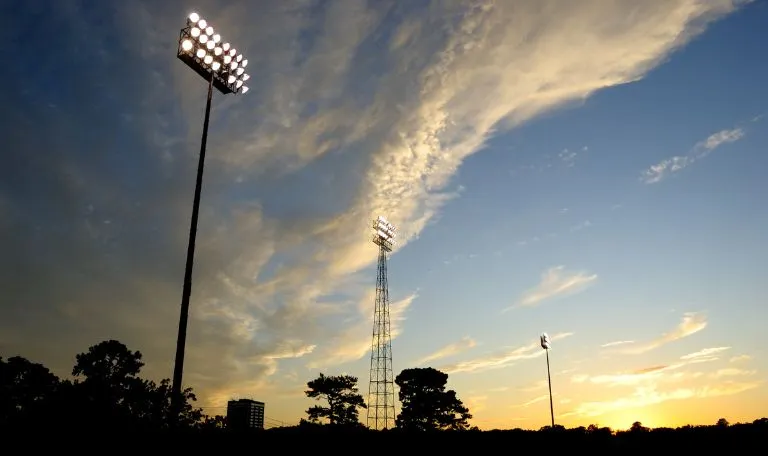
367,216 -> 396,430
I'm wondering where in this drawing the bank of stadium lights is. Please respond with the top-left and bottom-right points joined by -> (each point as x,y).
372,216 -> 396,252
171,10 -> 251,422
177,12 -> 249,94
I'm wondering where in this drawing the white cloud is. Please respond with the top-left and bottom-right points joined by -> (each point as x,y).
570,381 -> 761,418
618,312 -> 708,354
415,336 -> 477,365
507,266 -> 597,310
679,346 -> 730,361
577,346 -> 733,388
566,344 -> 760,418
601,340 -> 635,348
730,354 -> 752,363
306,293 -> 416,369
710,368 -> 757,378
441,332 -> 574,374
642,127 -> 746,183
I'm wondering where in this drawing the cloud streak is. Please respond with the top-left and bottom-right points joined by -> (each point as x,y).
641,127 -> 746,184
507,266 -> 597,310
442,332 -> 574,374
566,345 -> 759,418
616,312 -> 708,354
415,336 -> 477,365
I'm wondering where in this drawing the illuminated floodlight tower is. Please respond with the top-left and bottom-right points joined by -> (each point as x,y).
170,11 -> 250,417
367,216 -> 397,430
540,332 -> 555,428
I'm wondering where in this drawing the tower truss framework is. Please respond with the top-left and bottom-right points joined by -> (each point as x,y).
367,217 -> 396,430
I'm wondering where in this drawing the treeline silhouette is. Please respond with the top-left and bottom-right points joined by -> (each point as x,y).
2,339 -> 765,449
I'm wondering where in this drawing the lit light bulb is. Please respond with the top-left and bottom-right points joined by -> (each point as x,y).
206,40 -> 215,50
230,61 -> 238,70
228,75 -> 236,84
214,47 -> 222,56
213,34 -> 221,43
189,13 -> 200,23
205,26 -> 214,36
191,27 -> 201,37
242,74 -> 250,82
181,39 -> 193,51
212,61 -> 221,71
236,67 -> 244,76
204,55 -> 213,65
196,49 -> 205,59
229,49 -> 237,56
236,54 -> 243,62
241,59 -> 248,68
223,55 -> 232,64
236,80 -> 243,88
222,42 -> 230,51
198,19 -> 207,29
241,86 -> 249,94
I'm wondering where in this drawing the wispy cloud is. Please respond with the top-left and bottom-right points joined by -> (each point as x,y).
570,220 -> 592,232
0,0 -> 749,411
574,347 -> 730,387
506,266 -> 597,310
601,340 -> 635,348
519,379 -> 548,393
559,148 -> 578,167
641,127 -> 746,183
730,354 -> 752,363
616,312 -> 708,354
710,368 -> 757,379
415,336 -> 477,365
565,345 -> 759,418
679,346 -> 730,361
516,394 -> 551,408
307,293 -> 416,369
441,332 -> 574,374
567,381 -> 761,418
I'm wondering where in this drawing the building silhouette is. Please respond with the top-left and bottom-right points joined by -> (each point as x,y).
226,399 -> 265,430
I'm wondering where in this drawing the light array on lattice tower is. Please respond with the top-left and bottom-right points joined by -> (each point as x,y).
372,216 -> 396,252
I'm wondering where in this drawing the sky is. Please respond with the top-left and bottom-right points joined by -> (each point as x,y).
1,0 -> 767,431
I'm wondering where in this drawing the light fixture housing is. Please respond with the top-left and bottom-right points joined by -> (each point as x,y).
540,333 -> 551,350
177,13 -> 249,95
372,216 -> 396,252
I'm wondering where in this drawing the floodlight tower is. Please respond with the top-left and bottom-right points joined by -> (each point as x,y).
170,12 -> 250,418
540,332 -> 555,428
367,216 -> 397,430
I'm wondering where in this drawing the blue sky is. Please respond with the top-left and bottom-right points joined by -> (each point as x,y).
1,0 -> 766,430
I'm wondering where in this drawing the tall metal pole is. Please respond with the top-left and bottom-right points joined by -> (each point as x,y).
171,71 -> 214,417
546,348 -> 554,428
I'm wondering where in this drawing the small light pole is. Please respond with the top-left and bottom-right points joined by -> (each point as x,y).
540,332 -> 555,428
171,11 -> 250,419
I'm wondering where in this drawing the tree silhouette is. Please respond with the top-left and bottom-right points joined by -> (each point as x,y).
70,340 -> 201,428
395,367 -> 471,431
0,356 -> 60,425
304,373 -> 366,425
716,418 -> 729,427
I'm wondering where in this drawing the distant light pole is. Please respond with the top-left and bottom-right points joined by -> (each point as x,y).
171,11 -> 249,417
540,332 -> 555,428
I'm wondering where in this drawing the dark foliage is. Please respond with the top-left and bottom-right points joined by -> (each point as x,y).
395,367 -> 471,430
1,340 -> 204,432
2,341 -> 766,450
304,373 -> 366,426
